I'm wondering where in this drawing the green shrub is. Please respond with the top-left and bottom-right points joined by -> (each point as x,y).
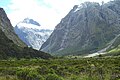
46,74 -> 64,80
26,71 -> 44,80
37,65 -> 49,75
71,75 -> 79,80
49,68 -> 55,74
50,64 -> 58,70
16,68 -> 30,80
16,68 -> 44,80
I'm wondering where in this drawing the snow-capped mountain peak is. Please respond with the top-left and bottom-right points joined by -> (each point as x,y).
17,23 -> 42,29
14,18 -> 53,50
22,18 -> 40,26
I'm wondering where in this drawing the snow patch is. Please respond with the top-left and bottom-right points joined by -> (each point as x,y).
85,52 -> 107,57
74,5 -> 83,12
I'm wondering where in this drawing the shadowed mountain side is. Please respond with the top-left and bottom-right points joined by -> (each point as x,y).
0,8 -> 26,47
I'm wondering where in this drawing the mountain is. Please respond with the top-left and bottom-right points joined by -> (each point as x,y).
14,18 -> 53,50
0,8 -> 26,47
40,0 -> 120,56
0,8 -> 52,59
22,18 -> 40,26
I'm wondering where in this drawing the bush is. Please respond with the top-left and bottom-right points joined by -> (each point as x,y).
26,71 -> 44,80
16,68 -> 30,80
46,74 -> 64,80
71,75 -> 80,80
37,65 -> 50,75
16,68 -> 44,80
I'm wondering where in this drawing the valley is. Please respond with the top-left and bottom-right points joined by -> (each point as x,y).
0,0 -> 120,80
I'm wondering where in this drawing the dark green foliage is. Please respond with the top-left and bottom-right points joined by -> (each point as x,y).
70,75 -> 79,80
46,74 -> 64,80
37,65 -> 50,75
16,68 -> 44,80
98,54 -> 103,57
0,29 -> 52,59
26,71 -> 44,80
16,68 -> 30,80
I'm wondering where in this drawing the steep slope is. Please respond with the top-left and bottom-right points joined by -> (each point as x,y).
0,8 -> 52,59
14,18 -> 53,50
0,8 -> 26,47
0,29 -> 52,59
87,34 -> 120,57
41,0 -> 120,56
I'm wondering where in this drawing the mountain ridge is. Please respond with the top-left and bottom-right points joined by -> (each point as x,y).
40,0 -> 120,56
22,18 -> 41,26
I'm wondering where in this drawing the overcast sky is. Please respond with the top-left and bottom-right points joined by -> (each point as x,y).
0,0 -> 110,29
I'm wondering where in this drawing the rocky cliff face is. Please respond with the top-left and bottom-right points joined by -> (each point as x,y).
0,8 -> 26,47
40,0 -> 120,56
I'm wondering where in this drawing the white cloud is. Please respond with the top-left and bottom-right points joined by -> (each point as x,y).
7,0 -> 62,29
7,0 -> 110,29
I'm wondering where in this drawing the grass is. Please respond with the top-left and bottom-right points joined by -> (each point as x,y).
0,57 -> 120,80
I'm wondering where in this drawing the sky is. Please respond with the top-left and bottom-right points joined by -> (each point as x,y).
0,0 -> 110,30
